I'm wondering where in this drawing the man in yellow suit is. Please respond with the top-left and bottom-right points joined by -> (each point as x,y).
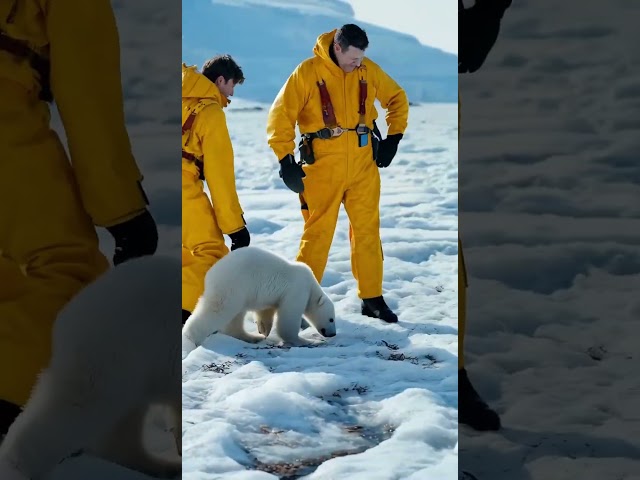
267,24 -> 408,323
459,0 -> 512,432
181,56 -> 250,323
0,0 -> 158,434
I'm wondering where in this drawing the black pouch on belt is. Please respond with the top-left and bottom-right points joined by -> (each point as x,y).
371,121 -> 382,161
298,135 -> 316,165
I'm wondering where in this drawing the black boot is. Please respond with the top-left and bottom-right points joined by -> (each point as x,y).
361,296 -> 398,323
182,309 -> 191,325
459,368 -> 501,431
1,399 -> 21,435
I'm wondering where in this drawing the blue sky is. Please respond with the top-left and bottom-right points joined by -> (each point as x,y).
345,0 -> 457,54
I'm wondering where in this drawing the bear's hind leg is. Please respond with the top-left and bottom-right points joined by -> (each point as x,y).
183,294 -> 241,346
222,311 -> 265,343
255,308 -> 276,337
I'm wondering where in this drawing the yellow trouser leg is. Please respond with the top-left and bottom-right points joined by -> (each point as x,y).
296,162 -> 343,283
0,84 -> 109,406
343,158 -> 383,299
182,172 -> 228,313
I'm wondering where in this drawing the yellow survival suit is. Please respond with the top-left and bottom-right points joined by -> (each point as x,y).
267,30 -> 409,299
181,64 -> 246,313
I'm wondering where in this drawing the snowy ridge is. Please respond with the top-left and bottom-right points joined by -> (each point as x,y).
182,0 -> 457,104
213,0 -> 355,18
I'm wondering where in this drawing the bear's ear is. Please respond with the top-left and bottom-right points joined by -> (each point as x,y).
317,294 -> 325,306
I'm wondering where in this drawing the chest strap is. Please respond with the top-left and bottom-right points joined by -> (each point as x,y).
0,29 -> 52,102
311,65 -> 368,139
182,101 -> 211,181
182,150 -> 205,181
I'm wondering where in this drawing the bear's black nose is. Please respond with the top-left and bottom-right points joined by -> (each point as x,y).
321,328 -> 326,336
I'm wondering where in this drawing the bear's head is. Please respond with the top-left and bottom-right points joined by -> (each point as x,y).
305,289 -> 336,338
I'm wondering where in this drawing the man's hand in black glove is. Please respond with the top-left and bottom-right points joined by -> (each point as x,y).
376,133 -> 403,168
279,153 -> 305,193
228,227 -> 250,251
459,0 -> 512,73
106,209 -> 158,266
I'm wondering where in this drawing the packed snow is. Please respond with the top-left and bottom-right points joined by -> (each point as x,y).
182,99 -> 459,479
183,2 -> 459,478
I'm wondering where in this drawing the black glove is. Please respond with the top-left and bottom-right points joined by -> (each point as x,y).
228,227 -> 250,251
106,209 -> 158,266
375,133 -> 403,168
279,153 -> 306,193
459,0 -> 512,74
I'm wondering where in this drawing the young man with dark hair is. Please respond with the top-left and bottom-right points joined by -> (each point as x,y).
267,23 -> 409,324
181,54 -> 251,324
202,54 -> 246,87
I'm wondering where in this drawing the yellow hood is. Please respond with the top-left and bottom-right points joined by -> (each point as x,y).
312,30 -> 344,76
181,63 -> 229,107
267,29 -> 409,160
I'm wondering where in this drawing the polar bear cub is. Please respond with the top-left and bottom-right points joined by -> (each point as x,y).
182,246 -> 336,353
0,255 -> 182,480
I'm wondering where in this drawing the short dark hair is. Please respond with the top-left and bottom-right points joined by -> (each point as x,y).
202,54 -> 245,85
335,24 -> 369,51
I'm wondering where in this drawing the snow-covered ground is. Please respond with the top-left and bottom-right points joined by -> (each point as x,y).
459,0 -> 640,478
181,101 -> 459,479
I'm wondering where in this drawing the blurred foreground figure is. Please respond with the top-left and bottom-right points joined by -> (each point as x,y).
1,0 -> 157,433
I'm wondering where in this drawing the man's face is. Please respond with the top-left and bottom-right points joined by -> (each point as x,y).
334,43 -> 365,73
216,77 -> 236,97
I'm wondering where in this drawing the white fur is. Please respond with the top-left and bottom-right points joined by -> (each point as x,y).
0,255 -> 182,480
182,247 -> 336,354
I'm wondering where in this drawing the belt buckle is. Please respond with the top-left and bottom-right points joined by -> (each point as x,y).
331,126 -> 345,137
